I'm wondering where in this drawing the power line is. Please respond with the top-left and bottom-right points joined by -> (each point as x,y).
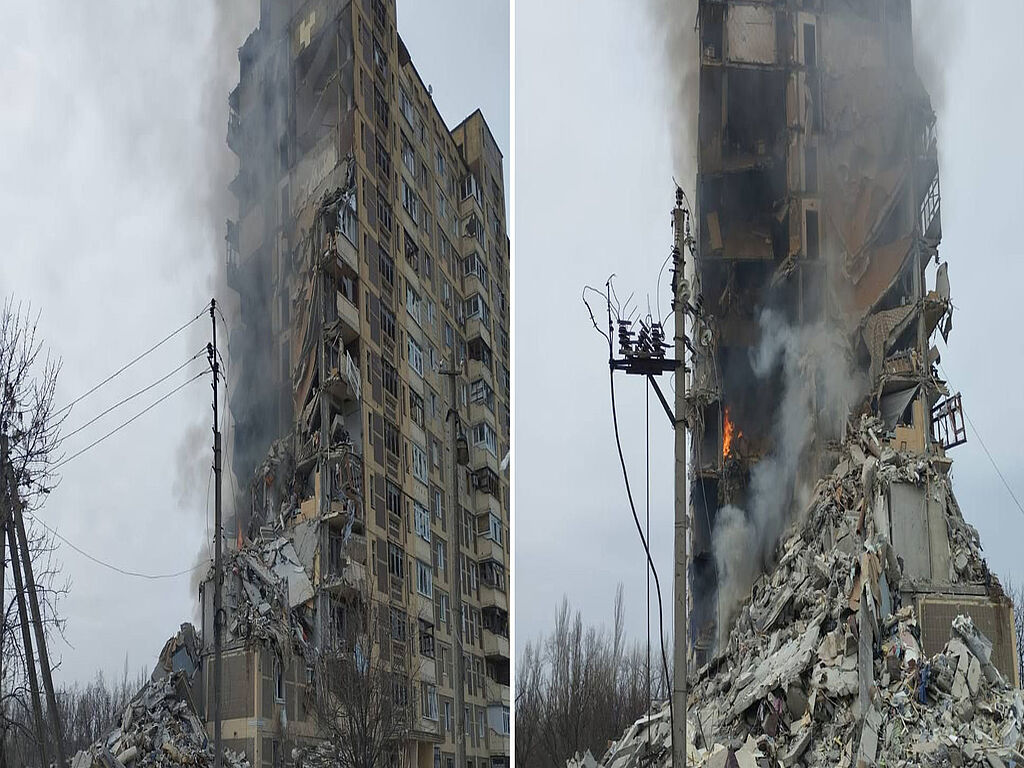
24,510 -> 207,581
54,371 -> 206,470
608,365 -> 674,738
940,364 -> 1024,517
62,349 -> 206,441
54,307 -> 206,418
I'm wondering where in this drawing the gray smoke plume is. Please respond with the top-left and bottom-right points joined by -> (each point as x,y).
713,309 -> 866,631
911,0 -> 964,116
644,0 -> 699,202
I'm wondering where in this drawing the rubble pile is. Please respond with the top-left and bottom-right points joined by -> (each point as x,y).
572,417 -> 1023,767
71,626 -> 250,768
222,532 -> 314,659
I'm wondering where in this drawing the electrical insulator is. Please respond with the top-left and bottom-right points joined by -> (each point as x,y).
618,320 -> 634,357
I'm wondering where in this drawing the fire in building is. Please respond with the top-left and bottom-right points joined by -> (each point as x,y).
678,0 -> 1016,682
199,2 -> 512,766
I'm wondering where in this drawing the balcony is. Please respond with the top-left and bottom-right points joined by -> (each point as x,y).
324,345 -> 361,409
476,533 -> 503,565
466,316 -> 491,348
483,630 -> 509,661
336,291 -> 360,344
469,444 -> 499,475
479,583 -> 507,612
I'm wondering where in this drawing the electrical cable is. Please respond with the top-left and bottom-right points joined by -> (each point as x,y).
54,307 -> 206,418
608,364 -> 674,744
940,364 -> 1024,517
62,349 -> 206,441
54,371 -> 206,470
24,511 -> 206,581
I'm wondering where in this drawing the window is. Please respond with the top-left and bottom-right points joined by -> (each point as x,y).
386,481 -> 401,516
381,305 -> 396,341
443,701 -> 453,733
471,422 -> 498,457
426,299 -> 437,328
402,179 -> 420,225
462,511 -> 474,549
410,389 -> 424,427
408,337 -> 424,376
430,390 -> 440,420
433,488 -> 444,519
406,283 -> 423,324
339,193 -> 358,244
477,708 -> 485,739
377,193 -> 393,233
501,706 -> 510,735
374,86 -> 390,129
488,514 -> 502,546
422,682 -> 438,720
400,87 -> 417,129
430,437 -> 441,469
471,379 -> 494,412
460,173 -> 481,203
469,561 -> 478,592
414,502 -> 431,542
436,538 -> 447,574
383,360 -> 399,398
469,337 -> 492,367
379,246 -> 395,285
444,321 -> 454,348
803,22 -> 817,68
805,209 -> 820,259
463,252 -> 489,291
473,467 -> 500,497
384,419 -> 400,457
401,132 -> 416,175
439,592 -> 450,626
388,542 -> 404,579
481,560 -> 505,591
412,443 -> 429,484
465,294 -> 489,324
274,657 -> 284,702
805,144 -> 818,194
417,559 -> 433,597
375,139 -> 391,179
436,148 -> 446,178
390,606 -> 406,641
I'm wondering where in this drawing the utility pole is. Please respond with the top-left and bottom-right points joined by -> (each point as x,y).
671,189 -> 689,768
440,355 -> 467,768
210,299 -> 224,768
2,435 -> 67,768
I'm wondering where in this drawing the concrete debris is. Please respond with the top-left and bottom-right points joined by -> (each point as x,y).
575,416 -> 1024,768
72,626 -> 249,768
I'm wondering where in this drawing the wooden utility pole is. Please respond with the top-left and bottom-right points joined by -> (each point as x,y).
1,434 -> 66,767
440,355 -> 467,768
210,300 -> 224,768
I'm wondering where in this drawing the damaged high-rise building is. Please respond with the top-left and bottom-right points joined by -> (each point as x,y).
680,0 -> 1016,677
203,2 -> 512,767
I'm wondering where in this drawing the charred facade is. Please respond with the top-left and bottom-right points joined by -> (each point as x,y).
683,0 -> 1009,672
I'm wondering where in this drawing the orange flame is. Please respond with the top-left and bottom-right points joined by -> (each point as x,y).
723,407 -> 742,459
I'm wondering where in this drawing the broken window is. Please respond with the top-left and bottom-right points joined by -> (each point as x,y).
803,22 -> 816,68
805,208 -> 820,259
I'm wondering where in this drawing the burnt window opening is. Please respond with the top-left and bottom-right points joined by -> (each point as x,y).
804,144 -> 818,194
803,23 -> 817,68
805,209 -> 820,260
701,4 -> 724,61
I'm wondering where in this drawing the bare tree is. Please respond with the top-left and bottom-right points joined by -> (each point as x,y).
308,594 -> 417,768
1004,579 -> 1024,688
515,585 -> 666,768
0,298 -> 69,765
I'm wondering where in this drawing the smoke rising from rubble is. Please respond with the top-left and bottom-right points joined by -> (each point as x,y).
713,310 -> 866,633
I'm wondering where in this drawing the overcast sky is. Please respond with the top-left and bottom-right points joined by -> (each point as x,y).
514,0 -> 1024,660
0,1 -> 507,688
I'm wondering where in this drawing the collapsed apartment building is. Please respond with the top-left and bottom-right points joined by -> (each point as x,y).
207,2 -> 512,766
562,0 -> 1024,765
680,0 -> 1014,670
